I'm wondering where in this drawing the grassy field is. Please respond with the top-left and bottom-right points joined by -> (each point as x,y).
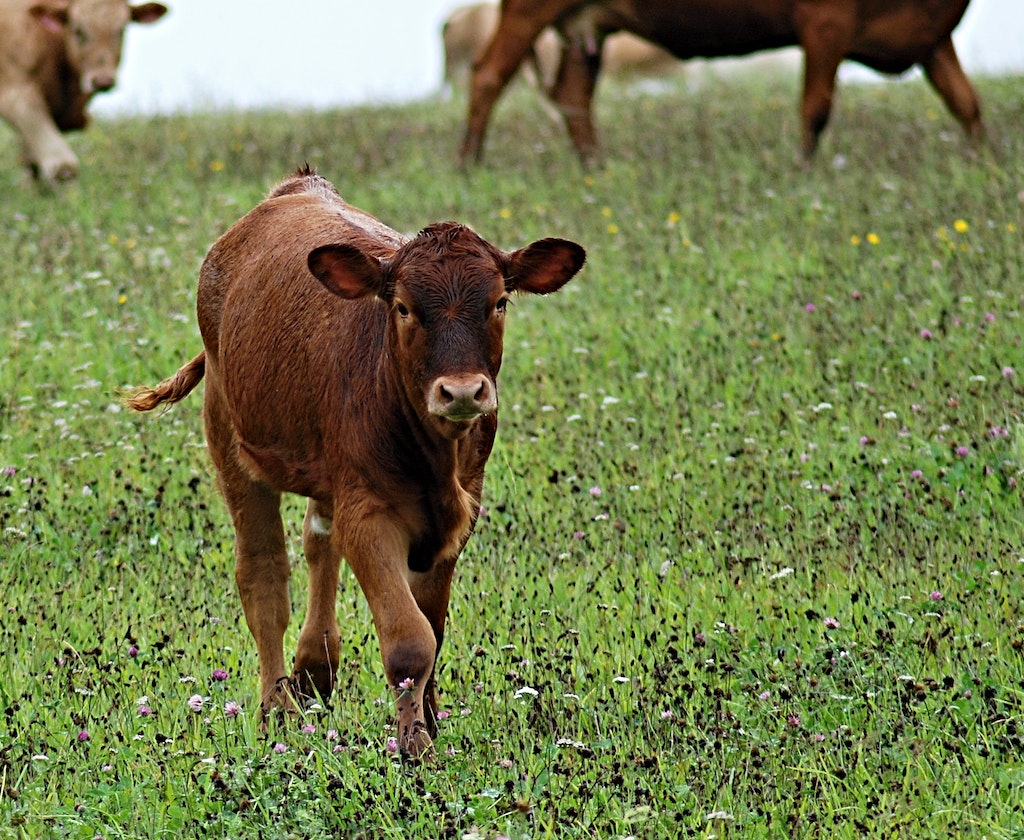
1,73 -> 1022,838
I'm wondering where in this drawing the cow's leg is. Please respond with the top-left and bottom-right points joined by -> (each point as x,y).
407,560 -> 457,738
549,36 -> 604,165
225,473 -> 292,713
795,11 -> 852,158
459,3 -> 563,165
292,499 -> 342,703
920,36 -> 983,143
0,85 -> 79,182
342,517 -> 436,759
203,396 -> 292,715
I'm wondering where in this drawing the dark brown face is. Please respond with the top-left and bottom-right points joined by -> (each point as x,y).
308,220 -> 586,443
387,224 -> 509,440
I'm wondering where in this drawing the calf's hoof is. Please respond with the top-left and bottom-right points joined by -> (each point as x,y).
400,721 -> 435,763
291,661 -> 335,705
258,676 -> 320,728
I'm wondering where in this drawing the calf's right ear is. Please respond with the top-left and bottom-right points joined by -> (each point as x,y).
308,244 -> 388,300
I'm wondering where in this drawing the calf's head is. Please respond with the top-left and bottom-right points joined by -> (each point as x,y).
30,0 -> 168,95
308,223 -> 585,439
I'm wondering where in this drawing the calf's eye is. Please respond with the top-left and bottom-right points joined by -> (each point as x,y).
495,297 -> 509,314
395,302 -> 410,317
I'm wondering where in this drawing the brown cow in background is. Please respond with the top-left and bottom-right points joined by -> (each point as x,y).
128,168 -> 586,760
442,1 -> 679,96
460,0 -> 984,165
0,0 -> 167,182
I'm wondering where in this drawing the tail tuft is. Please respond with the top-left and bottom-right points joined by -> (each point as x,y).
125,352 -> 206,412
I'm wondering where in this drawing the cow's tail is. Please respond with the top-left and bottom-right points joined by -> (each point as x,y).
125,351 -> 206,412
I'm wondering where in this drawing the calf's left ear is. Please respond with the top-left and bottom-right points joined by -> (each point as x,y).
308,244 -> 389,300
505,238 -> 586,295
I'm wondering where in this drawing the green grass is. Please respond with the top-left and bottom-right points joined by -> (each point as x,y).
1,74 -> 1023,838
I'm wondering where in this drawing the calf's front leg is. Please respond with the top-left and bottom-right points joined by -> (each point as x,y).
408,560 -> 457,736
343,516 -> 438,760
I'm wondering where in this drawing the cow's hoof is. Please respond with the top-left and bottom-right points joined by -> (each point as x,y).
291,662 -> 335,705
31,159 -> 79,182
53,163 -> 78,181
400,721 -> 435,764
259,676 -> 305,727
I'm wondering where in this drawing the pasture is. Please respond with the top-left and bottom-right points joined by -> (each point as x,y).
1,74 -> 1022,838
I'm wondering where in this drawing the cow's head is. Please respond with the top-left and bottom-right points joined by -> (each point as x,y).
308,224 -> 586,440
30,0 -> 168,95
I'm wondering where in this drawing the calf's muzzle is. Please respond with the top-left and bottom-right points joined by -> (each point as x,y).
428,374 -> 496,421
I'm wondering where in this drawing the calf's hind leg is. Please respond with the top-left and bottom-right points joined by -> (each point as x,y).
204,398 -> 293,713
292,499 -> 342,703
224,473 -> 293,713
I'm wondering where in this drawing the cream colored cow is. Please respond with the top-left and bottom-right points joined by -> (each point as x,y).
0,0 -> 167,182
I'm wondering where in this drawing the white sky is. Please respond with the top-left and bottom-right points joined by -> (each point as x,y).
94,0 -> 1024,115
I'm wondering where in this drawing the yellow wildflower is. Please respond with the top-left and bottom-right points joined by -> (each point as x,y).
850,235 -> 861,246
953,219 -> 969,233
867,233 -> 880,245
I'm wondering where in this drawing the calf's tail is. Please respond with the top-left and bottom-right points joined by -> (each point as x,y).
126,351 -> 206,411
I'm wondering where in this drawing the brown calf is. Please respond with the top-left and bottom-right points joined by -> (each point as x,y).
459,0 -> 983,165
128,168 -> 585,758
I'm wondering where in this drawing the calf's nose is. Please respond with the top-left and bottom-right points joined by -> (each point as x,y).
428,374 -> 496,420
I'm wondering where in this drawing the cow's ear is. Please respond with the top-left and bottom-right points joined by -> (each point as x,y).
308,244 -> 388,300
505,238 -> 586,295
29,1 -> 69,33
130,3 -> 169,25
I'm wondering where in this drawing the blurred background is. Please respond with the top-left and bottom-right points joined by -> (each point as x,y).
94,0 -> 1024,116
